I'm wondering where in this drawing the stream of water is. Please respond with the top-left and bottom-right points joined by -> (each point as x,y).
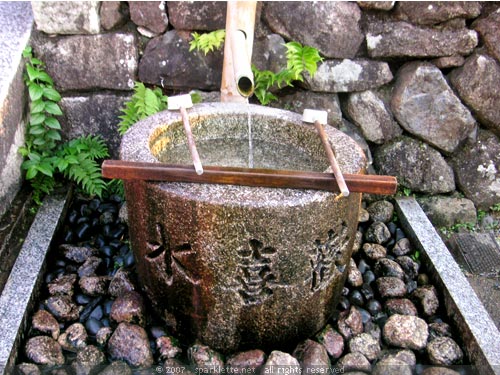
247,99 -> 254,168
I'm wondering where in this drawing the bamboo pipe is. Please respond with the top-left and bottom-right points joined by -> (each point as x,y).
220,1 -> 257,102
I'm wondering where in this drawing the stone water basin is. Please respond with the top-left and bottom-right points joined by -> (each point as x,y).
120,103 -> 366,352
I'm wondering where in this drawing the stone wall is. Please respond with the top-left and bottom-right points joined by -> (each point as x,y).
30,1 -> 500,213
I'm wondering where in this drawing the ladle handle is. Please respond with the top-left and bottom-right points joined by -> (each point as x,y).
180,106 -> 203,175
314,120 -> 350,197
102,160 -> 397,195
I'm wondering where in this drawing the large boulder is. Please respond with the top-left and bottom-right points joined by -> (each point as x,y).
129,1 -> 168,36
305,59 -> 393,93
139,30 -> 223,91
391,62 -> 476,154
60,93 -> 131,158
450,130 -> 500,210
32,1 -> 100,34
367,21 -> 478,58
417,196 -> 477,228
167,1 -> 226,31
263,2 -> 364,59
272,91 -> 342,126
100,1 -> 128,31
345,89 -> 402,144
473,11 -> 500,63
374,136 -> 455,194
450,52 -> 500,136
393,2 -> 481,26
32,32 -> 137,91
252,34 -> 287,73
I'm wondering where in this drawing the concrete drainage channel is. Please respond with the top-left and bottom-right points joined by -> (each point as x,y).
0,194 -> 499,374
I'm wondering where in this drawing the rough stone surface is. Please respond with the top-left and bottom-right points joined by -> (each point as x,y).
335,352 -> 371,373
450,52 -> 500,135
99,361 -> 132,375
473,11 -> 500,63
396,256 -> 420,281
100,1 -> 128,31
337,306 -> 364,340
412,285 -> 439,317
188,344 -> 225,372
365,222 -> 391,244
129,2 -> 167,35
450,129 -> 500,209
422,367 -> 461,375
391,62 -> 476,153
251,33 -> 287,73
367,201 -> 394,223
376,277 -> 407,298
293,339 -> 330,371
57,323 -> 88,352
25,336 -> 65,366
374,258 -> 405,280
394,2 -> 481,25
77,256 -> 102,278
363,243 -> 387,261
139,30 -> 223,90
305,59 -> 393,93
374,136 -> 455,194
346,90 -> 402,144
60,245 -> 98,264
15,363 -> 41,375
392,238 -> 412,257
367,21 -> 478,58
417,196 -> 477,227
72,345 -> 105,375
428,322 -> 453,341
110,291 -> 145,326
32,310 -> 60,340
427,337 -> 463,365
272,91 -> 343,126
383,314 -> 429,350
262,351 -> 301,374
96,327 -> 113,347
48,273 -> 77,297
263,2 -> 363,58
384,298 -> 418,316
167,1 -> 226,31
32,1 -> 100,34
60,93 -> 131,159
431,55 -> 465,69
316,325 -> 344,359
108,323 -> 153,368
45,295 -> 80,322
357,1 -> 395,11
226,350 -> 266,372
79,276 -> 110,297
347,258 -> 363,288
372,357 -> 412,375
32,32 -> 137,91
348,333 -> 381,361
157,336 -> 182,360
108,268 -> 136,297
379,349 -> 416,366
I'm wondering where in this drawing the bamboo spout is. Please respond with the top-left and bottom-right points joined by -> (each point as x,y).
221,1 -> 257,102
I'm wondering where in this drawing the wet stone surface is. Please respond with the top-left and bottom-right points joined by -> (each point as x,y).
16,197 -> 469,373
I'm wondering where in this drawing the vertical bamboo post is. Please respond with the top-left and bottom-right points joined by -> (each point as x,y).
220,1 -> 257,102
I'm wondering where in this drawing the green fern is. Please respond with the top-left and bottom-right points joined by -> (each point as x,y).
189,30 -> 226,55
118,82 -> 168,135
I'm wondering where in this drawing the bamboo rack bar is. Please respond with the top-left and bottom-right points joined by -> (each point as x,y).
102,160 -> 397,195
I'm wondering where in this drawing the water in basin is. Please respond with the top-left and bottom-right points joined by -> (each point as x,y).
156,138 -> 324,171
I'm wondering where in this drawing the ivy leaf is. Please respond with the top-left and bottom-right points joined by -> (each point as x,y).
36,71 -> 54,85
44,117 -> 61,129
31,100 -> 45,113
26,65 -> 41,81
37,161 -> 54,177
29,125 -> 45,135
30,113 -> 46,126
46,129 -> 62,141
44,102 -> 62,115
43,87 -> 61,102
29,84 -> 44,101
26,166 -> 38,179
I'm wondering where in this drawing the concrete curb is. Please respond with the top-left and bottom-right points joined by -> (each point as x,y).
0,192 -> 69,375
395,197 -> 500,375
